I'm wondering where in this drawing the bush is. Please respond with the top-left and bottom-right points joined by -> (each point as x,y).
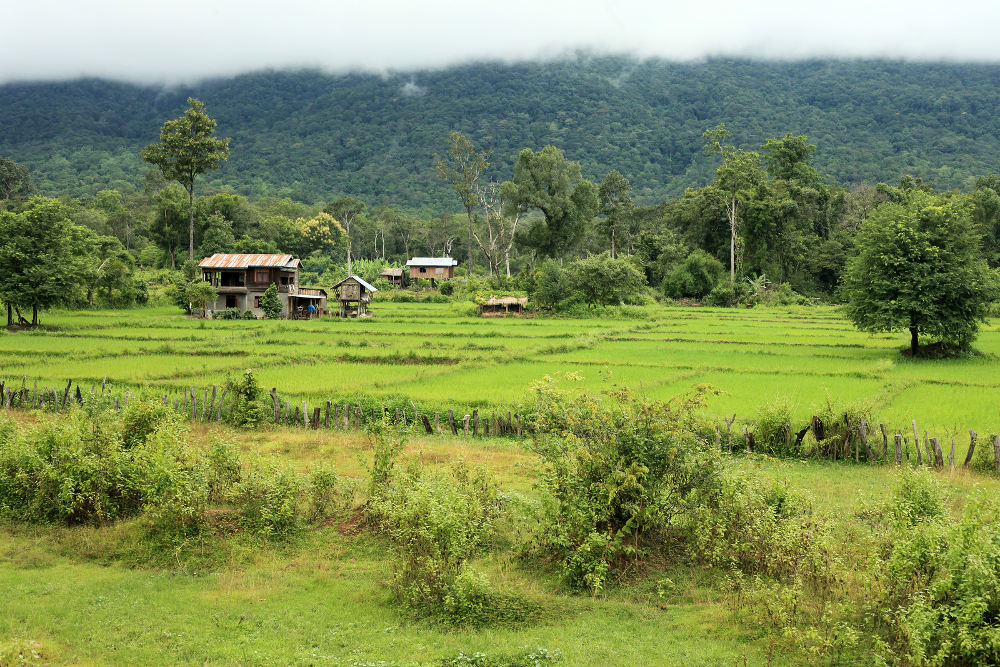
260,282 -> 283,319
213,307 -> 244,320
305,464 -> 354,523
752,396 -> 797,456
241,309 -> 256,320
369,461 -> 509,624
662,249 -> 725,299
439,280 -> 455,296
526,378 -> 719,593
224,369 -> 267,428
0,406 -> 193,526
234,462 -> 301,539
704,282 -> 738,307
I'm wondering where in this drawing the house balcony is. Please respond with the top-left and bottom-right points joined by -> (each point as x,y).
216,285 -> 248,294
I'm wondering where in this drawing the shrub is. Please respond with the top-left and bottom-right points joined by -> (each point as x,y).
662,249 -> 725,299
259,282 -> 283,319
234,462 -> 301,539
439,280 -> 455,296
305,464 -> 354,523
241,309 -> 256,320
206,437 -> 242,501
213,307 -> 244,320
752,396 -> 797,456
224,369 -> 267,428
120,400 -> 182,450
704,282 -> 738,307
526,378 -> 719,594
370,461 -> 509,624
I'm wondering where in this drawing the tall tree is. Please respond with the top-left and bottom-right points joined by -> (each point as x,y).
843,191 -> 999,356
435,131 -> 489,274
597,170 -> 635,258
150,184 -> 188,269
503,146 -> 598,258
0,158 -> 31,200
324,197 -> 365,275
141,98 -> 230,261
704,125 -> 765,284
474,180 -> 522,282
0,198 -> 96,326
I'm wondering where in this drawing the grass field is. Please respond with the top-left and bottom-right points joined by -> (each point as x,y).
5,301 -> 1000,442
4,303 -> 1000,664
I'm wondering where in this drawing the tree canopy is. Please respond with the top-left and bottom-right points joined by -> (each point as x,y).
843,191 -> 999,355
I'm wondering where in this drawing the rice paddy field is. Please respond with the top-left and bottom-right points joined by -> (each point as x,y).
4,301 -> 1000,441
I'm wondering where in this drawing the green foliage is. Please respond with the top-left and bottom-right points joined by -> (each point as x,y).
369,461 -> 510,625
526,377 -> 719,594
437,647 -> 561,666
843,190 -> 1000,354
703,282 -> 738,307
259,282 -> 282,319
0,406 -> 189,525
504,146 -> 598,257
751,397 -> 796,456
224,369 -> 266,428
212,307 -> 244,320
566,253 -> 646,307
439,279 -> 455,296
233,462 -> 301,539
662,249 -> 725,299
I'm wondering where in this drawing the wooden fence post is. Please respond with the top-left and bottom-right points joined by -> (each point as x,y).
964,431 -> 977,469
270,388 -> 280,423
860,418 -> 873,462
190,387 -> 197,419
894,434 -> 902,464
422,414 -> 434,434
293,405 -> 300,425
312,407 -> 321,429
301,401 -> 308,427
62,380 -> 71,410
325,401 -> 331,429
912,421 -> 922,465
930,437 -> 943,468
724,414 -> 736,451
949,439 -> 955,471
880,424 -> 889,461
483,417 -> 490,437
216,388 -> 228,421
343,403 -> 350,429
472,409 -> 479,436
743,428 -> 754,453
353,406 -> 360,430
462,414 -> 470,437
448,409 -> 457,435
925,432 -> 935,467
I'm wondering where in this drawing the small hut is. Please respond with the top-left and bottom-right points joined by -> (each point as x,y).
332,275 -> 378,318
406,257 -> 458,286
479,296 -> 528,317
379,267 -> 405,288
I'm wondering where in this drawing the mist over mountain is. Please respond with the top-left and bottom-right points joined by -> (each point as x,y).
3,56 -> 1000,210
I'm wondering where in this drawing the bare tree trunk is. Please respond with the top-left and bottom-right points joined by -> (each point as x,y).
31,304 -> 37,326
910,326 -> 919,356
6,303 -> 11,327
466,208 -> 474,276
188,183 -> 195,261
346,223 -> 352,276
728,195 -> 737,285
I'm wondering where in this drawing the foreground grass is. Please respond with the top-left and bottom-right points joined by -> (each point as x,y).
3,423 -> 999,665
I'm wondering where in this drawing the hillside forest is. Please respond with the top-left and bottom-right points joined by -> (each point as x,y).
2,58 -> 1000,324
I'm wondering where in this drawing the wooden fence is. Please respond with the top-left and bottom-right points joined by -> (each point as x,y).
0,377 -> 528,438
2,376 -> 998,471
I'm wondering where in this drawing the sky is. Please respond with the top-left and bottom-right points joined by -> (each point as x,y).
3,0 -> 999,85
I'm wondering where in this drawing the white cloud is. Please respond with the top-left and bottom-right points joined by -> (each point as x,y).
3,0 -> 999,84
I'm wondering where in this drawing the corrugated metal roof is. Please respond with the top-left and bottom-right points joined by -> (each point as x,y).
298,287 -> 328,296
380,268 -> 405,276
332,275 -> 379,293
199,253 -> 299,269
406,257 -> 458,267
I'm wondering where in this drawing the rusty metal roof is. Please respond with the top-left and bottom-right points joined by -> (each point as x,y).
199,254 -> 300,269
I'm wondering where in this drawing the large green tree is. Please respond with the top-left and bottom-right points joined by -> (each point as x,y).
843,191 -> 999,355
0,158 -> 31,200
141,98 -> 230,261
703,125 -> 765,284
324,196 -> 365,275
504,146 -> 598,258
0,198 -> 96,325
435,131 -> 489,274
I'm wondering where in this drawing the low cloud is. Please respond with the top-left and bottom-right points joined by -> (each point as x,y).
3,0 -> 999,85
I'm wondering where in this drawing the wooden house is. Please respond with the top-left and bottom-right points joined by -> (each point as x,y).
199,253 -> 308,318
379,267 -> 405,288
332,275 -> 378,317
294,288 -> 328,318
405,257 -> 457,286
479,296 -> 528,317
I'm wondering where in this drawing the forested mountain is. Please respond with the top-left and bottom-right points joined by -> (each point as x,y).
3,56 -> 1000,210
